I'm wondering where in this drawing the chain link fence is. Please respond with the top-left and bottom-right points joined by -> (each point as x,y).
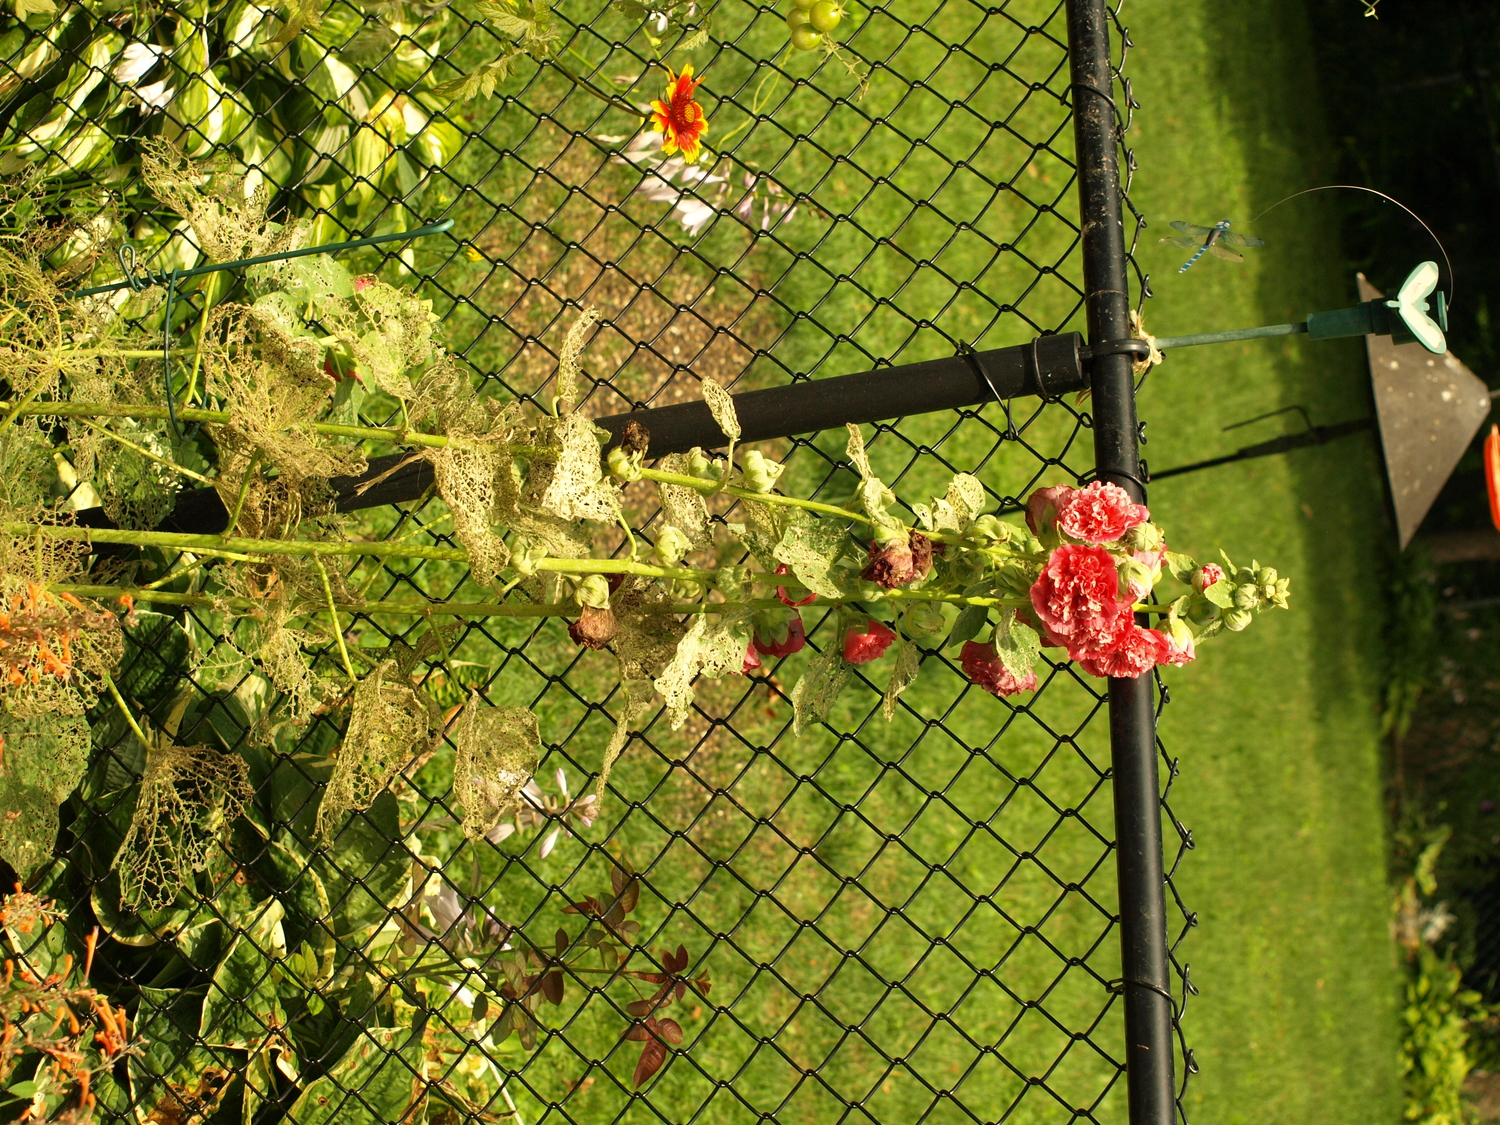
0,0 -> 1195,1121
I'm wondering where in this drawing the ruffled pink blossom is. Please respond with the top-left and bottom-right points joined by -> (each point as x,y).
1056,481 -> 1150,544
1030,544 -> 1122,647
844,619 -> 896,664
742,642 -> 762,674
773,563 -> 816,607
1160,628 -> 1195,667
1026,484 -> 1076,536
960,640 -> 1038,696
1077,625 -> 1169,679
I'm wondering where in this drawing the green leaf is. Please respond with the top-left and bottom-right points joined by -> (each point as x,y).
0,712 -> 90,879
773,515 -> 849,599
12,0 -> 55,20
285,1025 -> 426,1125
320,791 -> 409,946
118,611 -> 196,714
130,986 -> 237,1123
791,644 -> 852,735
474,2 -> 537,36
678,21 -> 710,50
945,604 -> 988,651
993,610 -> 1040,679
201,899 -> 288,1050
1201,580 -> 1235,610
1164,551 -> 1198,583
881,639 -> 921,721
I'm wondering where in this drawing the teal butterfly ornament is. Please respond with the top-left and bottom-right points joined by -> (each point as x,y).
1305,260 -> 1449,355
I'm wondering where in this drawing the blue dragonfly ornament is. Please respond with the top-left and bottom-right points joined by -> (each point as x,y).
1160,220 -> 1265,273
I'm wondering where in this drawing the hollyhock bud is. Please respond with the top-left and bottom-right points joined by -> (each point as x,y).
652,525 -> 693,568
1191,564 -> 1224,593
753,613 -> 807,658
1120,521 -> 1164,553
741,450 -> 784,493
960,640 -> 1038,697
843,619 -> 896,664
742,642 -> 762,674
688,447 -> 714,478
861,531 -> 935,589
1056,481 -> 1150,544
1222,608 -> 1254,632
576,574 -> 611,609
1025,484 -> 1076,536
1233,584 -> 1260,611
607,445 -> 644,482
968,515 -> 1014,543
568,605 -> 619,650
1117,557 -> 1154,602
1162,617 -> 1196,666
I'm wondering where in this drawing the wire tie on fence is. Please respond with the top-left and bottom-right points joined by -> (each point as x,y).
958,341 -> 1017,439
1105,977 -> 1177,1006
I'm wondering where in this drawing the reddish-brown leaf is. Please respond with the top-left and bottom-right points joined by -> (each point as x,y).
633,1039 -> 667,1087
692,975 -> 712,996
656,1018 -> 684,1045
555,928 -> 570,955
625,999 -> 656,1019
623,1022 -> 652,1042
540,970 -> 564,1005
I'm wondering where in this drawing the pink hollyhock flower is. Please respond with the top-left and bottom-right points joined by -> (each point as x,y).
1077,624 -> 1169,679
569,605 -> 619,650
960,640 -> 1038,697
861,531 -> 935,589
1062,603 -> 1134,662
753,614 -> 806,658
742,641 -> 762,674
1056,481 -> 1150,544
1026,484 -> 1076,536
843,619 -> 896,664
1192,564 -> 1224,593
773,563 -> 816,607
1030,544 -> 1122,644
354,275 -> 375,292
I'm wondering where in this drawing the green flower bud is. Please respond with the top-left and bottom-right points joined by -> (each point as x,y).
1223,607 -> 1254,632
741,450 -> 785,493
606,445 -> 643,482
576,574 -> 611,609
1120,521 -> 1164,552
968,515 -> 1014,543
905,601 -> 946,637
1233,584 -> 1260,610
688,447 -> 714,478
1255,566 -> 1278,586
1117,557 -> 1154,601
1186,597 -> 1220,626
653,525 -> 694,568
512,537 -> 547,576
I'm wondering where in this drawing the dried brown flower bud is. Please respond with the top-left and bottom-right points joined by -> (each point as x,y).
569,605 -> 619,650
621,419 -> 651,457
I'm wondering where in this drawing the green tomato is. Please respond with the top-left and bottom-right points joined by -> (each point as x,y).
809,0 -> 841,31
790,23 -> 822,49
791,0 -> 818,11
786,8 -> 810,29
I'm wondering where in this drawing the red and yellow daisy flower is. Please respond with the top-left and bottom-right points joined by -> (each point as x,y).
650,65 -> 708,163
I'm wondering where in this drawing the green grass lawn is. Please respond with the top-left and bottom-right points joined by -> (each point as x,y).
330,0 -> 1402,1121
1127,1 -> 1401,1121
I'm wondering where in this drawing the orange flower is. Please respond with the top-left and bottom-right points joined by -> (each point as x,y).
1487,423 -> 1500,532
650,65 -> 708,163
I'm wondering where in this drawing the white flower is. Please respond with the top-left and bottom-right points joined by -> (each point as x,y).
131,78 -> 175,112
113,41 -> 162,86
675,197 -> 716,236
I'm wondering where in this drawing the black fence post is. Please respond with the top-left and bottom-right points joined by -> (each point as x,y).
1065,2 -> 1177,1124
